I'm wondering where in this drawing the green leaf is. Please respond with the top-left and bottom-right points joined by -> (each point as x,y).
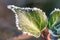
48,8 -> 60,31
7,5 -> 48,38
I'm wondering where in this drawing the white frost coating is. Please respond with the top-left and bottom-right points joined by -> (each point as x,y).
7,5 -> 20,10
15,14 -> 22,30
7,5 -> 22,30
7,5 -> 44,12
50,8 -> 60,15
23,31 -> 40,38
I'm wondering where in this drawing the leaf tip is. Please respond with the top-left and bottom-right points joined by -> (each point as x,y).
50,8 -> 60,15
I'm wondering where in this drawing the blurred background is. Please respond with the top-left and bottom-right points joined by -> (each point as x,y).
0,0 -> 60,40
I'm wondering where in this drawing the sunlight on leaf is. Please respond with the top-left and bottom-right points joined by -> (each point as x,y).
7,5 -> 48,38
